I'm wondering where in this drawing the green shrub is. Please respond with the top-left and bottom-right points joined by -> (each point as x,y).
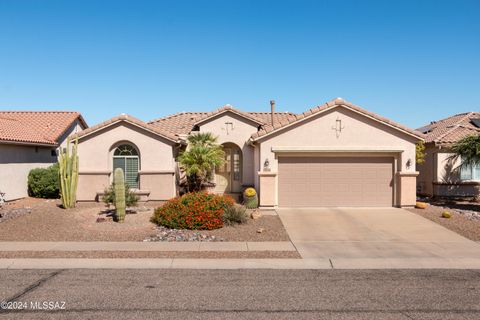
102,183 -> 139,207
28,164 -> 60,199
151,192 -> 234,230
223,204 -> 248,226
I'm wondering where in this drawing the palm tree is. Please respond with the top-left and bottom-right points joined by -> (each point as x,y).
450,134 -> 480,201
178,133 -> 225,192
186,132 -> 218,148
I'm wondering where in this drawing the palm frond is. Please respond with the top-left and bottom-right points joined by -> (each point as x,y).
449,135 -> 480,167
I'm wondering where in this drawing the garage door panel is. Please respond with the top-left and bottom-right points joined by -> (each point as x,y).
278,157 -> 393,207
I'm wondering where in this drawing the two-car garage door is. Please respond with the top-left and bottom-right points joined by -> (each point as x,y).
278,157 -> 394,207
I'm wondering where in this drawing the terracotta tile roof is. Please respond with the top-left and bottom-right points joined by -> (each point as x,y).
251,98 -> 424,140
418,112 -> 480,146
248,112 -> 298,125
0,111 -> 87,146
193,105 -> 267,126
149,112 -> 207,136
75,114 -> 177,142
148,106 -> 297,137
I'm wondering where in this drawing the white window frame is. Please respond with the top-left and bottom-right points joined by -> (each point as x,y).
113,144 -> 140,189
460,163 -> 480,181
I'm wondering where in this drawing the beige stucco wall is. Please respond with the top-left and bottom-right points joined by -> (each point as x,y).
416,144 -> 436,196
58,120 -> 85,150
258,172 -> 276,207
256,107 -> 419,207
0,144 -> 57,201
430,149 -> 478,197
397,173 -> 418,206
253,144 -> 261,191
198,112 -> 258,187
436,152 -> 462,183
76,121 -> 176,201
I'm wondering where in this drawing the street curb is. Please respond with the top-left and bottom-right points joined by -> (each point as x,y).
0,241 -> 296,252
2,258 -> 480,269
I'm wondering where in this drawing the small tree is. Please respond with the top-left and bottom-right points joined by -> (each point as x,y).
178,133 -> 225,192
450,134 -> 480,201
416,141 -> 426,165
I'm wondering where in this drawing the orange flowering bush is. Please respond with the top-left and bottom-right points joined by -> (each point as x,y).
151,192 -> 234,230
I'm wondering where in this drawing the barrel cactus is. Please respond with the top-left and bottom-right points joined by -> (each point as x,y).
415,201 -> 428,209
114,168 -> 126,223
243,187 -> 258,209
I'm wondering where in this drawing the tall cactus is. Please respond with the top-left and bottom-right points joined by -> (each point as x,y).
58,137 -> 79,209
114,168 -> 126,223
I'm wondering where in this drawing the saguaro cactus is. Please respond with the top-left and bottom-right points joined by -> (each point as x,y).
58,137 -> 79,209
114,168 -> 126,223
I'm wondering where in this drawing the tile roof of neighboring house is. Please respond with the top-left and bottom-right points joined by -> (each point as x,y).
148,105 -> 297,138
74,114 -> 177,142
0,111 -> 87,146
250,98 -> 424,140
417,112 -> 480,146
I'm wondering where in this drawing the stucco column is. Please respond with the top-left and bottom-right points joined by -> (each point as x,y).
397,172 -> 419,207
258,172 -> 277,207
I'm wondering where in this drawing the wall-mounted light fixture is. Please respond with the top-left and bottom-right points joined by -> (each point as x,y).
263,158 -> 271,171
406,158 -> 412,169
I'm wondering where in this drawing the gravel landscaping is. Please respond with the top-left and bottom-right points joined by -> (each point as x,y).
0,198 -> 291,242
408,200 -> 480,242
0,250 -> 300,259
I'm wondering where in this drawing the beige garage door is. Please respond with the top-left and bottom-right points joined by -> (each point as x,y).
278,157 -> 394,207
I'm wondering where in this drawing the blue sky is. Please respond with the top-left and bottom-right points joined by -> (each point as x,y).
0,0 -> 478,128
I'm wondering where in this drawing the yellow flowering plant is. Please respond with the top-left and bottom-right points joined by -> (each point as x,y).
244,187 -> 256,197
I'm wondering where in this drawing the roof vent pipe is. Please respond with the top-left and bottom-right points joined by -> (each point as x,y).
270,100 -> 275,125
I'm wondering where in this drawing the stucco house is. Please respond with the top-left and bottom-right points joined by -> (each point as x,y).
417,112 -> 480,198
0,111 -> 87,201
74,98 -> 422,208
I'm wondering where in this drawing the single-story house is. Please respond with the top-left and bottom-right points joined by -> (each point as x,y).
74,98 -> 422,208
417,112 -> 480,198
0,111 -> 87,201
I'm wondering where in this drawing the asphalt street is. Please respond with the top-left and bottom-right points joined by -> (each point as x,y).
1,269 -> 479,319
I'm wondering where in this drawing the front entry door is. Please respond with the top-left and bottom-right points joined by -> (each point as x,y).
215,148 -> 232,193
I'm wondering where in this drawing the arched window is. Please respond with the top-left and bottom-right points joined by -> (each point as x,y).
113,144 -> 139,188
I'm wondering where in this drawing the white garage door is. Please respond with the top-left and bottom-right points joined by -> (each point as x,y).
278,157 -> 394,207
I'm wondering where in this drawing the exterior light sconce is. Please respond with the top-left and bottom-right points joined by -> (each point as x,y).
332,117 -> 345,138
406,159 -> 412,169
263,158 -> 271,171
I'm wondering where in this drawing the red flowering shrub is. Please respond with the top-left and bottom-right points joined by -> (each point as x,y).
151,192 -> 234,230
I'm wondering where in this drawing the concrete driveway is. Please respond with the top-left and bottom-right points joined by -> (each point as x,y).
277,207 -> 480,260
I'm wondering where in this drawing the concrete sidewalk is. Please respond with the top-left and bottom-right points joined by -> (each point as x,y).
1,257 -> 480,269
0,241 -> 296,252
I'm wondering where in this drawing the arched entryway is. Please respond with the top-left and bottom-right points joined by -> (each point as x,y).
215,143 -> 242,193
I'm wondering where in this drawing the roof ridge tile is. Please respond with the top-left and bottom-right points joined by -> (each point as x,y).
251,98 -> 423,141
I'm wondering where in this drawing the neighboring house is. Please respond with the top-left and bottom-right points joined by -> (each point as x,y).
417,112 -> 480,198
0,111 -> 87,201
74,98 -> 422,208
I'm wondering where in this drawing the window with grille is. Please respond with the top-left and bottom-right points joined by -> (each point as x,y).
233,150 -> 241,181
460,163 -> 480,181
113,144 -> 139,188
